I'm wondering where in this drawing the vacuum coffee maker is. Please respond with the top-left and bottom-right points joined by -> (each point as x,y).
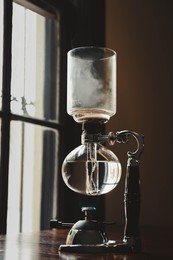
57,47 -> 144,253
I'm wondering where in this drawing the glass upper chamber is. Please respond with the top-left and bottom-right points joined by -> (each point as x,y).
67,47 -> 117,124
62,142 -> 122,196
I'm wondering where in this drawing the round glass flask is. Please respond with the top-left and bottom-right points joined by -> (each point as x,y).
62,142 -> 122,196
67,47 -> 116,124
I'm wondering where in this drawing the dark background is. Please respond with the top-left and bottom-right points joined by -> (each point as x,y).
106,0 -> 173,228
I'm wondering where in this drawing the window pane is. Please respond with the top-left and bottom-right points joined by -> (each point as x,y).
7,121 -> 59,234
0,0 -> 3,109
11,3 -> 59,121
0,118 -> 1,155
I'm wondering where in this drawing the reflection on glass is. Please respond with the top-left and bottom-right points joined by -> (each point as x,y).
7,121 -> 58,234
0,0 -> 3,110
11,3 -> 59,121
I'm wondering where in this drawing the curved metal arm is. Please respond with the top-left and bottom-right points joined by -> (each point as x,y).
115,130 -> 144,161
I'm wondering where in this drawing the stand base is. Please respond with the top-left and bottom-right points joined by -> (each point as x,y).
59,240 -> 133,253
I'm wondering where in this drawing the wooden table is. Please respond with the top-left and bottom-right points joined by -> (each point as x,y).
0,226 -> 173,259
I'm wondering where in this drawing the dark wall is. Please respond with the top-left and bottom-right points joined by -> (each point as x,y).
105,0 -> 173,228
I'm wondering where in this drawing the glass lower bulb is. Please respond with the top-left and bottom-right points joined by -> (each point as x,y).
62,142 -> 122,196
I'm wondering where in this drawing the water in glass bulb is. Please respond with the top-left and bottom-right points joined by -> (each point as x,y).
62,142 -> 122,196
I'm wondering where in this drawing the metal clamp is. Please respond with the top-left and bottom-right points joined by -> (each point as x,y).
81,129 -> 144,162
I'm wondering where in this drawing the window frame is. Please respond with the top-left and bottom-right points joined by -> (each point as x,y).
0,0 -> 63,234
0,0 -> 105,234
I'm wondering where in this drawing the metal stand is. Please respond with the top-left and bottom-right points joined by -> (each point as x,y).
57,128 -> 144,253
116,130 -> 144,252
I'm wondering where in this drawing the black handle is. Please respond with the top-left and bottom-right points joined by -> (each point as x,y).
124,161 -> 140,235
123,159 -> 141,252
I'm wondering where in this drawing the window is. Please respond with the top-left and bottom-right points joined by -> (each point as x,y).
0,0 -> 61,234
0,0 -> 3,108
0,0 -> 105,235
